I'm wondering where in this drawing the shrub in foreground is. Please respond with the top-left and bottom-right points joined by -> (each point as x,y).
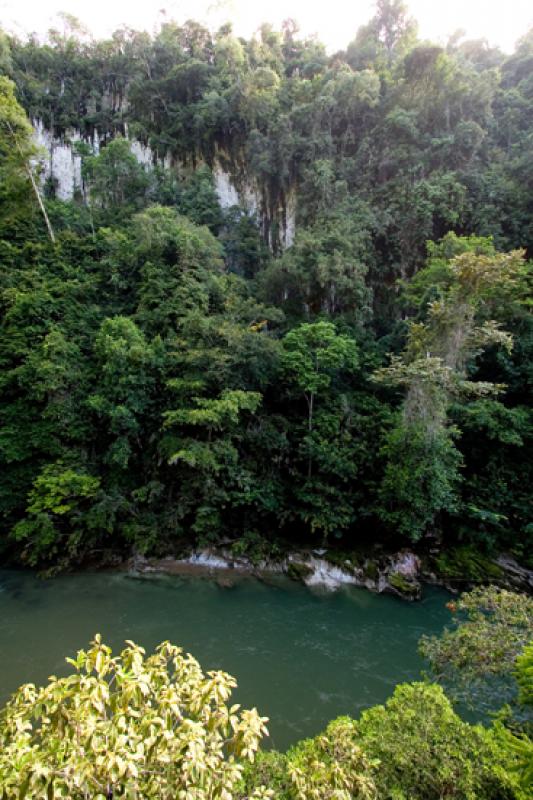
240,684 -> 526,800
0,635 -> 270,799
355,682 -> 522,800
0,637 -> 528,800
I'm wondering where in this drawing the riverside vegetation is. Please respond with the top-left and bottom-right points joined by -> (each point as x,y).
0,0 -> 532,796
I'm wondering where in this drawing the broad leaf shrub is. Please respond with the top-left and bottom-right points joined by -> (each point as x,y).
0,636 -> 270,799
238,717 -> 377,800
240,683 -> 528,800
287,717 -> 377,800
354,682 -> 522,800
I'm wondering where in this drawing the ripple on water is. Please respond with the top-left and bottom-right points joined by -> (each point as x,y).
0,570 -> 450,750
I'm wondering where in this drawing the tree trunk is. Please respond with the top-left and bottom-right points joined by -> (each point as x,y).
7,120 -> 56,243
307,392 -> 314,478
25,162 -> 56,243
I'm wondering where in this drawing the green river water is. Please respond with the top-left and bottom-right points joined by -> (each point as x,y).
0,569 -> 450,750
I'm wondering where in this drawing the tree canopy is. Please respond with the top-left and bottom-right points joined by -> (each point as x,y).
0,4 -> 531,566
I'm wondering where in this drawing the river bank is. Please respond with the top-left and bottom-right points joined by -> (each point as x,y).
128,545 -> 533,600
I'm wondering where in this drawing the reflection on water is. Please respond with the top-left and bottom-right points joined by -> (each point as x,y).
0,569 -> 450,750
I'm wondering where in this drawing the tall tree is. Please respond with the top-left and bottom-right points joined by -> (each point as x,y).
0,77 -> 55,241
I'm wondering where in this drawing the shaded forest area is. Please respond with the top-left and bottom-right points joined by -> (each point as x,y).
0,1 -> 531,569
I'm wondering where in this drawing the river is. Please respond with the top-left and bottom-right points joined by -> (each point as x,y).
0,569 -> 450,750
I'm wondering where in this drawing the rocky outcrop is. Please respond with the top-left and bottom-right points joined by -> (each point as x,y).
33,120 -> 93,200
129,547 -> 425,600
32,121 -> 296,249
129,546 -> 533,600
495,554 -> 533,593
286,561 -> 314,582
381,551 -> 422,600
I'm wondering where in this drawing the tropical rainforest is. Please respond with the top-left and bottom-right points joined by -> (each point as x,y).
0,1 -> 532,796
0,0 -> 531,574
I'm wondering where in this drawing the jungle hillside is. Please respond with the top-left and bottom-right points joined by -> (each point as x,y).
0,0 -> 532,572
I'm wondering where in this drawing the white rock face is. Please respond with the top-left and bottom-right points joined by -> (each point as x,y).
184,550 -> 362,589
239,178 -> 259,216
389,551 -> 421,579
33,120 -> 85,200
128,138 -> 173,171
213,164 -> 241,208
186,551 -> 232,570
303,556 -> 360,590
283,189 -> 297,248
33,121 -> 296,247
129,139 -> 156,168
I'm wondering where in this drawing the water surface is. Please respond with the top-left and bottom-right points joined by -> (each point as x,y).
0,569 -> 450,750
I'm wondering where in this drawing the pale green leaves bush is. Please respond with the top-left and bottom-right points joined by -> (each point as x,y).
0,635 -> 270,799
288,717 -> 377,800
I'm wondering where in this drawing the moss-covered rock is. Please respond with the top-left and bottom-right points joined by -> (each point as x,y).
286,561 -> 314,582
434,546 -> 504,584
388,572 -> 421,600
363,560 -> 379,582
324,550 -> 363,575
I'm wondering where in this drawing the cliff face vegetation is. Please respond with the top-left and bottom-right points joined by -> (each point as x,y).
0,2 -> 531,569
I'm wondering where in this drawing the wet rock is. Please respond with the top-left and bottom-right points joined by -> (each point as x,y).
496,554 -> 533,592
363,559 -> 379,583
188,551 -> 232,570
286,562 -> 314,582
304,557 -> 361,590
129,554 -> 155,573
216,576 -> 236,589
386,572 -> 422,601
389,550 -> 421,579
123,544 -> 533,603
432,546 -> 504,586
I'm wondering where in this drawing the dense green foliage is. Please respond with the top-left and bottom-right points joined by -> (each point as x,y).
3,630 -> 529,799
0,2 -> 532,566
420,586 -> 533,715
241,683 -> 527,799
420,587 -> 533,791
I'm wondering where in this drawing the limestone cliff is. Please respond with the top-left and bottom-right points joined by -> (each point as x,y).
33,121 -> 296,248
